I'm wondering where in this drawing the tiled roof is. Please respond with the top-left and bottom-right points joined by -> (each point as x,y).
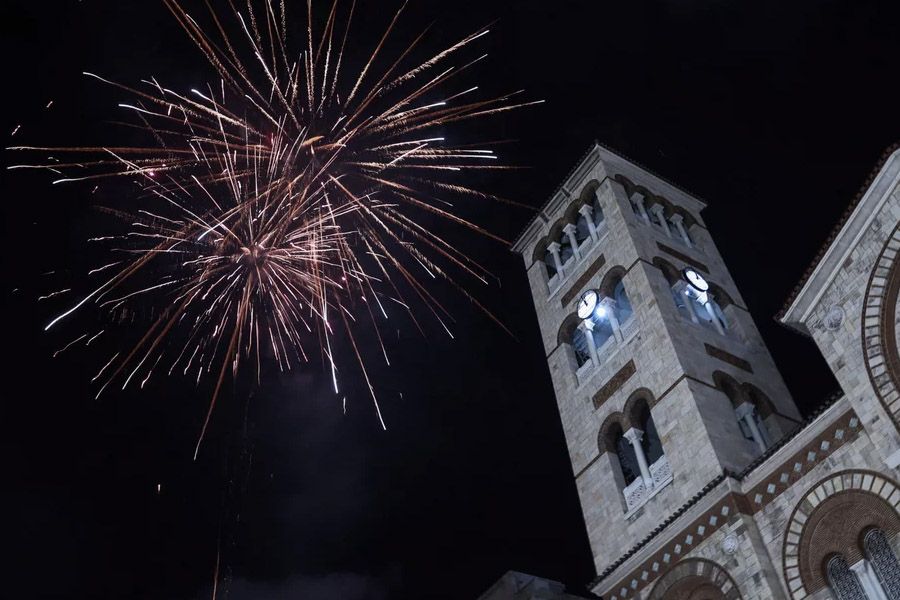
777,142 -> 900,321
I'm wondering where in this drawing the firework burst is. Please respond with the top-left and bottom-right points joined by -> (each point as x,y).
10,0 -> 540,457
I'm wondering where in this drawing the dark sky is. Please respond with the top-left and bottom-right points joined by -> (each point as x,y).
2,1 -> 900,599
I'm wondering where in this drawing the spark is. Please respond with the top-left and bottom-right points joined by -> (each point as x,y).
38,288 -> 71,301
12,0 -> 536,458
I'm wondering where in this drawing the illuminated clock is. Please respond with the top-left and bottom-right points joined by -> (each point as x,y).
683,268 -> 710,293
577,289 -> 599,319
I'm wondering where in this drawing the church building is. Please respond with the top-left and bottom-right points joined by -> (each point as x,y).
503,142 -> 900,599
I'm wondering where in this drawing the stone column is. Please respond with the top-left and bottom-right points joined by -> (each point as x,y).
736,402 -> 767,453
631,193 -> 650,223
674,281 -> 700,323
623,428 -> 653,487
579,319 -> 601,368
649,204 -> 672,237
578,204 -> 599,241
669,213 -> 692,247
563,223 -> 581,260
600,297 -> 623,342
704,297 -> 726,336
547,241 -> 564,278
850,560 -> 888,600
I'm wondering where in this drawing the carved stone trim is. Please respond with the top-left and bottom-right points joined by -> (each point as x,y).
862,221 -> 900,434
598,409 -> 863,599
782,469 -> 900,599
704,344 -> 753,373
593,360 -> 637,409
646,558 -> 742,600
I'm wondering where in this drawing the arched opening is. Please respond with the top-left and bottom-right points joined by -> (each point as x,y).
713,372 -> 771,454
635,402 -> 664,466
599,267 -> 633,329
613,426 -> 640,486
648,559 -> 742,600
613,174 -> 699,247
783,471 -> 900,599
532,237 -> 559,283
623,392 -> 670,491
542,245 -> 558,278
613,278 -> 633,325
557,229 -> 574,265
826,554 -> 868,599
599,415 -> 639,489
864,528 -> 900,597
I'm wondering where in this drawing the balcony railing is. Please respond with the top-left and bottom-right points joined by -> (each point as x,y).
622,454 -> 673,513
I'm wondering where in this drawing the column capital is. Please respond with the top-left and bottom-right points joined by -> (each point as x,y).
734,402 -> 756,420
579,318 -> 595,331
649,203 -> 667,216
630,192 -> 646,206
578,203 -> 594,217
623,427 -> 644,445
600,296 -> 619,310
669,213 -> 684,224
547,241 -> 561,252
563,222 -> 578,234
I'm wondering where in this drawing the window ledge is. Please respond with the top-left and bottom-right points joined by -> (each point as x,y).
624,473 -> 674,519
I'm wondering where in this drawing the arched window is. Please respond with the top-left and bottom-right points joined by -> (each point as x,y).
637,404 -> 664,465
571,317 -> 615,368
558,232 -> 574,264
629,195 -> 646,219
714,372 -> 771,454
865,528 -> 900,597
614,278 -> 633,325
592,194 -> 605,229
828,555 -> 868,600
575,211 -> 592,245
647,203 -> 670,233
543,246 -> 558,278
613,428 -> 640,486
670,215 -> 692,245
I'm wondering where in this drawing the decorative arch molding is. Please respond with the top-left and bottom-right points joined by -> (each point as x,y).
598,412 -> 627,454
652,256 -> 681,286
623,388 -> 658,423
563,179 -> 603,223
557,312 -> 583,346
741,383 -> 775,419
530,178 -> 605,265
614,174 -> 699,229
599,265 -> 628,297
782,469 -> 900,599
711,371 -> 743,406
647,558 -> 742,600
862,220 -> 900,435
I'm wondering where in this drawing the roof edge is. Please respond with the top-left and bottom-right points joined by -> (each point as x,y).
511,140 -> 711,254
778,142 -> 900,324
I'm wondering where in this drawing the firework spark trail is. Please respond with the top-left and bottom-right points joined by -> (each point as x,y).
9,0 -> 539,458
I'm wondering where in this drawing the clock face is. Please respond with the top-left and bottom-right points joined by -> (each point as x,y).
683,268 -> 709,292
577,289 -> 599,319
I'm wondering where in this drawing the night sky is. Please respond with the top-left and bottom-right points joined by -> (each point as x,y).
3,1 -> 900,599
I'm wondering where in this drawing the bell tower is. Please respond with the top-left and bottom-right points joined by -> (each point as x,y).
511,143 -> 802,575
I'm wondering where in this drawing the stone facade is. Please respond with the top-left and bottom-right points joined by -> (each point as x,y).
510,143 -> 900,599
